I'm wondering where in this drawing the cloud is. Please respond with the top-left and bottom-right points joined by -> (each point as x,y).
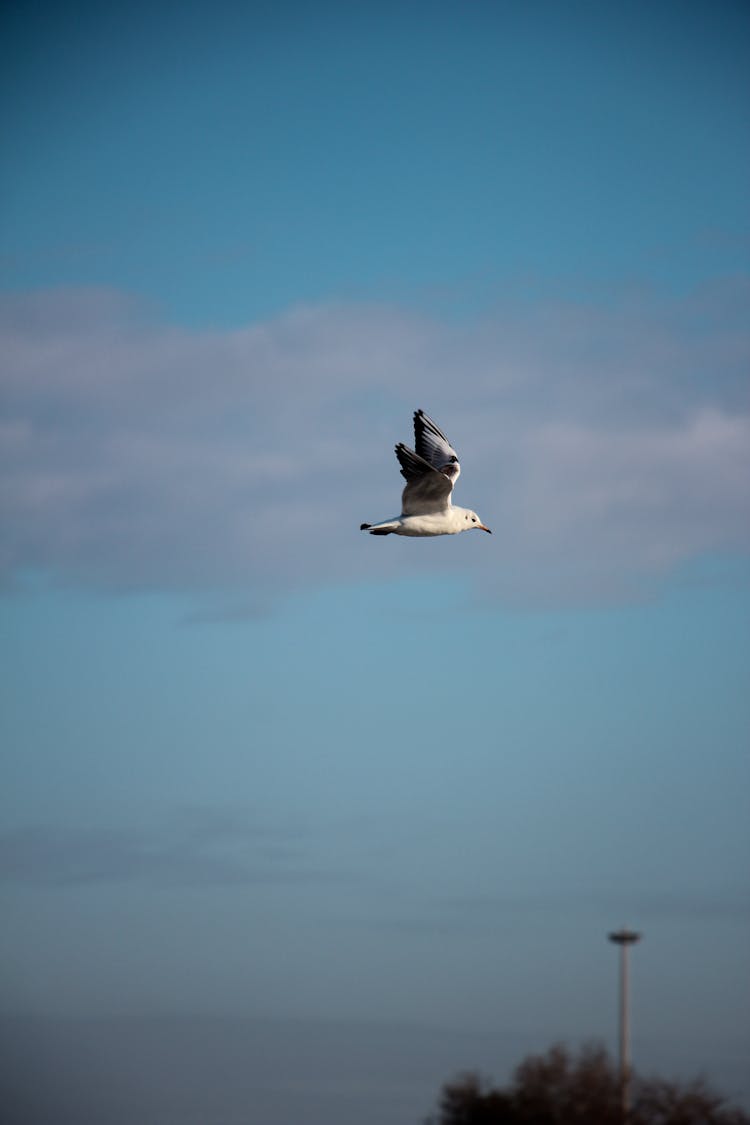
1,280 -> 748,603
0,806 -> 335,889
435,887 -> 750,927
365,885 -> 750,940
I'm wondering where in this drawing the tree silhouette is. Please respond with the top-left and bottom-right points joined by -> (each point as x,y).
427,1043 -> 749,1125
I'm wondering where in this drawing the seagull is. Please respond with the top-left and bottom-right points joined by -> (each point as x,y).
360,409 -> 491,537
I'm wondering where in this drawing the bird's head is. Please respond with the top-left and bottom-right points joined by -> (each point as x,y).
463,510 -> 491,534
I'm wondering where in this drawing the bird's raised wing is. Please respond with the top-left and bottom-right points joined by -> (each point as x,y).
395,443 -> 454,515
413,409 -> 461,484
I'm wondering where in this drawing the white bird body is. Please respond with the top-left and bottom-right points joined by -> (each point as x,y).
360,410 -> 491,538
361,508 -> 486,537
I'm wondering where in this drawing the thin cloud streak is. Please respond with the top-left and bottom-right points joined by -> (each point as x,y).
1,280 -> 748,602
0,807 -> 338,889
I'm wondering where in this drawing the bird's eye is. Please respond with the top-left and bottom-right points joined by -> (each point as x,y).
472,517 -> 476,522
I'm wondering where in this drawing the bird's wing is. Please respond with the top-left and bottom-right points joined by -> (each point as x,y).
395,443 -> 454,515
413,409 -> 461,484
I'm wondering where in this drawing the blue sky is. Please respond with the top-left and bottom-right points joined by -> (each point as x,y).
1,2 -> 749,1122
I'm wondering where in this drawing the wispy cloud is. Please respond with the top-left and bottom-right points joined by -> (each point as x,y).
364,886 -> 750,939
435,887 -> 750,927
0,806 -> 335,889
1,280 -> 748,603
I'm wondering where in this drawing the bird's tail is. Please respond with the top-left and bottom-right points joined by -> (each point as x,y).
360,522 -> 395,536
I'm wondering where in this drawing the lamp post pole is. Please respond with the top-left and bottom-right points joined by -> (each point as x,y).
608,928 -> 641,1123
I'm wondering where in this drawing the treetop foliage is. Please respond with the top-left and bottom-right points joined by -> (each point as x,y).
427,1043 -> 749,1125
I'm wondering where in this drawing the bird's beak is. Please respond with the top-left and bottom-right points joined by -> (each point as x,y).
478,524 -> 492,534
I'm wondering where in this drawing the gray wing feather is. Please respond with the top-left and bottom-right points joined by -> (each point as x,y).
413,409 -> 461,483
395,443 -> 453,515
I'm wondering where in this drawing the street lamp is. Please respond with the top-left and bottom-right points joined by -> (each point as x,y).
608,927 -> 641,1122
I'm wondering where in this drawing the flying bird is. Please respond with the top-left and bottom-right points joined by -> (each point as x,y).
360,409 -> 491,537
